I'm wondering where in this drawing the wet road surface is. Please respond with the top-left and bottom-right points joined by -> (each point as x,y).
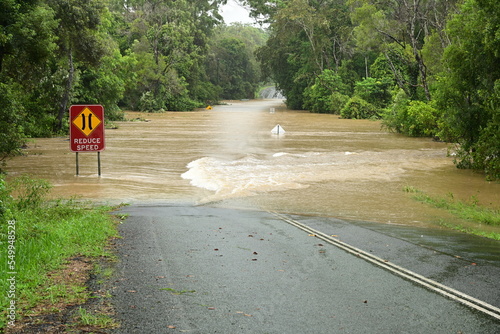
110,205 -> 500,333
8,99 -> 500,331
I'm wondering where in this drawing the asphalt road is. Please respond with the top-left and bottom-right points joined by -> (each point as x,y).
110,204 -> 500,333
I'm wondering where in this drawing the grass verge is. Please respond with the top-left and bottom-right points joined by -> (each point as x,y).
0,175 -> 120,331
403,185 -> 500,240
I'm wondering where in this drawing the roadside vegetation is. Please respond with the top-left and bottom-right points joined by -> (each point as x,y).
0,175 -> 119,331
1,0 -> 499,179
0,0 -> 264,170
403,186 -> 500,240
250,0 -> 500,180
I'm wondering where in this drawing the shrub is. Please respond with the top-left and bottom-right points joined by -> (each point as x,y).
404,101 -> 439,137
382,90 -> 439,137
354,77 -> 392,108
341,96 -> 379,119
470,111 -> 500,180
381,88 -> 409,133
328,92 -> 350,114
0,82 -> 27,169
138,91 -> 163,112
303,69 -> 349,114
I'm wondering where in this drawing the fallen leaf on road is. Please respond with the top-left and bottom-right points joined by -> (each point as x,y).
253,252 -> 258,255
208,307 -> 216,310
248,235 -> 254,237
167,325 -> 176,329
331,235 -> 338,237
127,290 -> 137,293
308,234 -> 316,237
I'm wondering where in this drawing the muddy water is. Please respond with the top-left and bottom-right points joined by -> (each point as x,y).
7,99 -> 500,230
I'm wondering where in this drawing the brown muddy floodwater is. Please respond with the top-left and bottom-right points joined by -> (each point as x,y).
7,99 -> 500,231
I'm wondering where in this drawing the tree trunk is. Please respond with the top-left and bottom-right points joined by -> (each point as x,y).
56,48 -> 74,132
406,0 -> 431,100
384,51 -> 409,96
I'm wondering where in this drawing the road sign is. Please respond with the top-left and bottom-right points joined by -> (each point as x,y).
70,105 -> 105,152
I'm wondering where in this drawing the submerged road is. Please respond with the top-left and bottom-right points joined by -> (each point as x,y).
110,205 -> 500,333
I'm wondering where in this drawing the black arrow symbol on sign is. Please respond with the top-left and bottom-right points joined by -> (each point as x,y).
88,113 -> 93,130
80,113 -> 94,131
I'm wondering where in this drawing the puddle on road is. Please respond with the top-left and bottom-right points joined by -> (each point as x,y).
6,99 -> 500,232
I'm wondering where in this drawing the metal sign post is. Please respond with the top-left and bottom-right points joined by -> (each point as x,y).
69,105 -> 105,176
98,151 -> 101,176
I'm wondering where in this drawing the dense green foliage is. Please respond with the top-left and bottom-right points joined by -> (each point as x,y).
207,24 -> 267,99
2,0 -> 500,179
247,0 -> 500,179
0,0 -> 266,166
0,175 -> 118,328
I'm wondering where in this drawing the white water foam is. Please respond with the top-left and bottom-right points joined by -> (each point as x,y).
181,149 -> 448,203
181,154 -> 308,202
181,151 -> 352,203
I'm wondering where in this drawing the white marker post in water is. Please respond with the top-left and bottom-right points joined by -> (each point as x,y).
271,124 -> 285,135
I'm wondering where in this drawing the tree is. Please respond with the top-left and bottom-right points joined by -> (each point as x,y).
436,0 -> 500,179
303,69 -> 349,113
206,24 -> 266,99
111,0 -> 227,111
0,0 -> 59,153
0,82 -> 26,169
256,0 -> 353,109
349,0 -> 459,102
45,0 -> 106,130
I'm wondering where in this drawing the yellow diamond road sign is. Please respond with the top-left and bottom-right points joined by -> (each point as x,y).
72,107 -> 102,136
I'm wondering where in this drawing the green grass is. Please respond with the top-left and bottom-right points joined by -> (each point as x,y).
75,307 -> 118,328
403,185 -> 500,239
0,175 -> 119,330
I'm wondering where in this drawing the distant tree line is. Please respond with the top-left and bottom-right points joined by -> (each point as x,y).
0,0 -> 265,167
245,0 -> 500,180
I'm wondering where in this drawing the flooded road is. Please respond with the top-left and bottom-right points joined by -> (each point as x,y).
7,99 -> 500,230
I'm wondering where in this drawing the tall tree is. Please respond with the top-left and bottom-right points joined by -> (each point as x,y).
207,24 -> 266,99
436,0 -> 500,179
112,0 -> 227,110
350,0 -> 458,101
0,0 -> 59,161
47,0 -> 106,130
256,0 -> 352,109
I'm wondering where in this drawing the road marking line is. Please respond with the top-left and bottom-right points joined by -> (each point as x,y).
270,211 -> 500,321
